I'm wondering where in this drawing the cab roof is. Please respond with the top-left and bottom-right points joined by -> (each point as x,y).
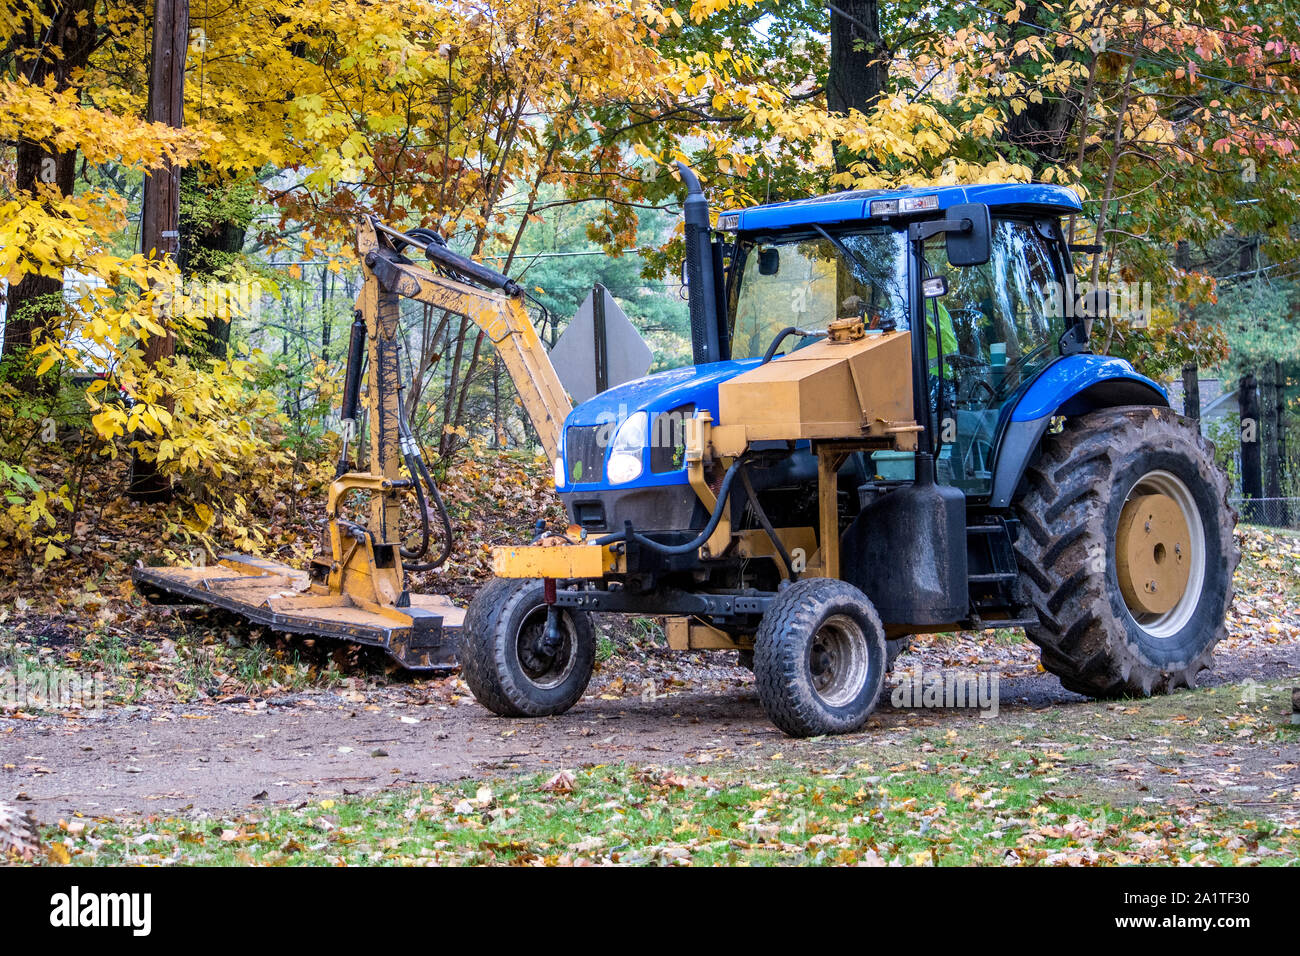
721,183 -> 1082,233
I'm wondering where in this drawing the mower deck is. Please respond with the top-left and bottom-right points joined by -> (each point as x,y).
132,554 -> 462,670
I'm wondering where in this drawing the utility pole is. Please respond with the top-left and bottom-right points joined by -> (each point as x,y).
128,0 -> 189,501
141,0 -> 188,352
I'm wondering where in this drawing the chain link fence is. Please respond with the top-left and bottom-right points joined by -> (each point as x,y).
1230,497 -> 1300,530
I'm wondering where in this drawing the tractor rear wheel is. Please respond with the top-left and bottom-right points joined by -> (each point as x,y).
460,578 -> 596,717
754,578 -> 887,737
1013,406 -> 1237,697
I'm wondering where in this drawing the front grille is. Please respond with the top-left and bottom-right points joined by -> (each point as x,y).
565,425 -> 605,485
650,403 -> 694,474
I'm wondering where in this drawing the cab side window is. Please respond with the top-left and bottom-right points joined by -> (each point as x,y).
924,219 -> 1064,495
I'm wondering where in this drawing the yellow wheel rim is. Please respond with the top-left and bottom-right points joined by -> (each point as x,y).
1115,470 -> 1205,638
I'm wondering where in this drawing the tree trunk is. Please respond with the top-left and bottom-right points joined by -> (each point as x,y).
1003,2 -> 1080,169
1182,363 -> 1200,420
1238,237 -> 1256,273
128,0 -> 189,503
1089,17 -> 1144,310
438,317 -> 471,458
1,0 -> 99,389
1263,358 -> 1284,528
177,166 -> 250,360
827,0 -> 887,172
1,146 -> 76,390
1279,361 -> 1290,527
1239,371 -> 1263,524
492,352 -> 501,448
1263,361 -> 1284,528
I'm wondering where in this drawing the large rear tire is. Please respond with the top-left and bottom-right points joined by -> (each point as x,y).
460,578 -> 596,717
1013,406 -> 1237,697
754,578 -> 887,737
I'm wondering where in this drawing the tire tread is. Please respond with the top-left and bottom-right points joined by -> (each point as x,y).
1013,406 -> 1238,697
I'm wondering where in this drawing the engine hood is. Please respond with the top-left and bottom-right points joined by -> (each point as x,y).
565,358 -> 761,428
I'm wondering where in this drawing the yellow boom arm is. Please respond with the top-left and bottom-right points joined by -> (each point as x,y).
315,218 -> 573,617
355,219 -> 571,459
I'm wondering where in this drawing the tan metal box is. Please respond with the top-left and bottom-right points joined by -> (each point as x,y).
717,330 -> 914,441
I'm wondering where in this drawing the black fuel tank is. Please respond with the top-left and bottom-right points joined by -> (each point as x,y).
840,457 -> 968,628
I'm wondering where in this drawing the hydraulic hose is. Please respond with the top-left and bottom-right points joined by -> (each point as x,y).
402,450 -> 453,572
761,326 -> 826,364
739,466 -> 795,580
395,387 -> 453,572
596,458 -> 745,556
372,218 -> 522,296
401,447 -> 431,561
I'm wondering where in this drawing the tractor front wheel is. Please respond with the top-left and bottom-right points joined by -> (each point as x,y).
754,579 -> 887,737
1014,406 -> 1238,697
460,578 -> 595,717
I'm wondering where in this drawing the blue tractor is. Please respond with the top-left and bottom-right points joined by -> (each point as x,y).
463,167 -> 1237,737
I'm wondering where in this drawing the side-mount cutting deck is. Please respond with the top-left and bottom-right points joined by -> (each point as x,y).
133,554 -> 463,670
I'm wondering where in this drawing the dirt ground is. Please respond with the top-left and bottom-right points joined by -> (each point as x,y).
5,626 -> 1297,826
4,525 -> 1299,827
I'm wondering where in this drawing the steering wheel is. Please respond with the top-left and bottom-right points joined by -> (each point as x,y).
945,353 -> 997,409
947,307 -> 987,328
945,353 -> 985,371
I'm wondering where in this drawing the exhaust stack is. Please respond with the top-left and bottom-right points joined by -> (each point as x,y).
676,161 -> 723,365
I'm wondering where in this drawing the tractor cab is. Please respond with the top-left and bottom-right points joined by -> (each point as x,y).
718,183 -> 1089,499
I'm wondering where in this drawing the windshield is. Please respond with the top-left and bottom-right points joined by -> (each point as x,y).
729,227 -> 909,361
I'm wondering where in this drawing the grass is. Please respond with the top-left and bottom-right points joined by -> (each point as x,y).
989,628 -> 1027,646
0,635 -> 42,671
79,630 -> 131,676
48,750 -> 1296,867
40,676 -> 1300,867
0,644 -> 109,716
626,615 -> 665,646
176,639 -> 222,699
1238,525 -> 1300,603
160,623 -> 346,702
595,634 -> 617,663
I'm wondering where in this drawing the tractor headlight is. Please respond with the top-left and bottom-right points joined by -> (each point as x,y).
605,411 -> 647,485
554,454 -> 566,490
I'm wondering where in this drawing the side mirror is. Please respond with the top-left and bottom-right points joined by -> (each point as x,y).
945,203 -> 992,267
758,247 -> 780,276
